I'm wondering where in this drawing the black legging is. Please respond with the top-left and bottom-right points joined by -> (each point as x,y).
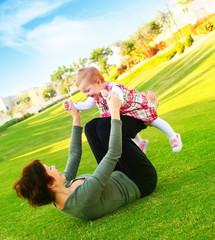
85,116 -> 157,198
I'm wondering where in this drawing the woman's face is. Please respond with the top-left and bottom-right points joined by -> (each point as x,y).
43,165 -> 66,186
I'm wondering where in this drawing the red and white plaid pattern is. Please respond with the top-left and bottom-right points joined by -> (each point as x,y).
94,82 -> 158,123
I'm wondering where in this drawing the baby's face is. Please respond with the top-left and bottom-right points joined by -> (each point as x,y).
78,79 -> 101,99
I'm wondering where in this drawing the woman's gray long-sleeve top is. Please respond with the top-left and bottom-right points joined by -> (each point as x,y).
58,119 -> 140,220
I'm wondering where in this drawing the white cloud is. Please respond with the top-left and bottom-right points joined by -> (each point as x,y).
23,15 -> 126,82
0,0 -> 158,88
0,0 -> 72,48
0,0 -> 155,53
24,7 -> 147,59
0,0 -> 170,96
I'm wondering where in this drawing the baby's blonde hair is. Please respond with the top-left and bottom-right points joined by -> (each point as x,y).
76,67 -> 104,86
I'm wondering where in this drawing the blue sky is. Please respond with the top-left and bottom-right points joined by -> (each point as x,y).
0,0 -> 174,97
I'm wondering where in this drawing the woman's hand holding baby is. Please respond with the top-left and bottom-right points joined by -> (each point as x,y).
101,91 -> 122,120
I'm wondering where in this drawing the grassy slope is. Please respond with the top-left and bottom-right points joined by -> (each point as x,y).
0,32 -> 215,240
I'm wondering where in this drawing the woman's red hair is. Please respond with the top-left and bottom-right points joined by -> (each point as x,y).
13,160 -> 56,207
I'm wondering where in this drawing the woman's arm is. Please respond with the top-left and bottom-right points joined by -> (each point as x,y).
62,102 -> 83,183
106,91 -> 121,120
112,86 -> 124,105
81,92 -> 122,201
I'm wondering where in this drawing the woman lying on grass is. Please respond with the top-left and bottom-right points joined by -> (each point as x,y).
13,92 -> 157,221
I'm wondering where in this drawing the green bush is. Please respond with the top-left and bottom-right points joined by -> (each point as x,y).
138,48 -> 177,72
3,118 -> 19,128
175,41 -> 185,55
205,21 -> 214,32
38,103 -> 56,113
159,48 -> 177,61
0,97 -> 72,133
119,47 -> 177,82
18,112 -> 34,122
38,96 -> 68,113
184,33 -> 194,48
0,125 -> 7,133
0,113 -> 35,134
0,118 -> 19,133
165,24 -> 192,45
195,16 -> 215,34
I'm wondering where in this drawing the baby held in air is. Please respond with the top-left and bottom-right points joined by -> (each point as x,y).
64,67 -> 182,153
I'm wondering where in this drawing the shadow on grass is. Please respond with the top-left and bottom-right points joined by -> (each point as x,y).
141,48 -> 214,92
159,66 -> 213,106
134,37 -> 215,99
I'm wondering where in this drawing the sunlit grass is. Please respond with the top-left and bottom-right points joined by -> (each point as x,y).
9,138 -> 71,162
0,32 -> 215,240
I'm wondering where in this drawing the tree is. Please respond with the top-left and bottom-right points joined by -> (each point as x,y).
115,22 -> 161,69
73,57 -> 88,71
148,21 -> 162,37
42,88 -> 57,101
51,66 -> 75,96
62,65 -> 75,76
20,94 -> 31,108
89,47 -> 113,79
114,40 -> 136,71
156,11 -> 178,42
132,24 -> 152,58
130,21 -> 161,61
166,5 -> 183,38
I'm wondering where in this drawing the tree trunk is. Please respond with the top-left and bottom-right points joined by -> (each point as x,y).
141,42 -> 150,58
131,54 -> 137,65
66,85 -> 72,98
166,21 -> 178,42
105,68 -> 112,81
123,56 -> 132,72
166,6 -> 183,39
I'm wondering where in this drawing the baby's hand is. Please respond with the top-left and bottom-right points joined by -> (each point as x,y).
101,90 -> 110,99
63,100 -> 72,111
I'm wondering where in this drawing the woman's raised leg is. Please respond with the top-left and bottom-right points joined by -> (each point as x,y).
85,117 -> 157,197
84,118 -> 108,164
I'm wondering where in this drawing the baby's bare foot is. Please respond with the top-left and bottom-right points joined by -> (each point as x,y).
147,91 -> 159,110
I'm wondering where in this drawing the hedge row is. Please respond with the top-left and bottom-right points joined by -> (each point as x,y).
195,16 -> 215,34
174,34 -> 194,55
38,96 -> 69,113
0,113 -> 34,134
0,95 -> 73,135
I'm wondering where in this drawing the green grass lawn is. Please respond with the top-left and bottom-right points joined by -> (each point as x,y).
0,32 -> 215,240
